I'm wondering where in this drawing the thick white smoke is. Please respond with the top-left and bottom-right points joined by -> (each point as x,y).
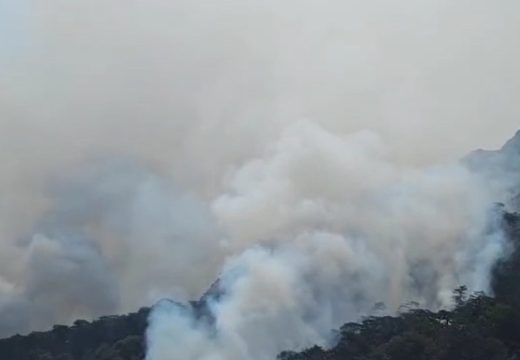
146,121 -> 507,360
1,0 -> 520,357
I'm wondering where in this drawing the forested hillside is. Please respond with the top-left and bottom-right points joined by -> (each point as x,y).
1,210 -> 520,360
0,308 -> 149,360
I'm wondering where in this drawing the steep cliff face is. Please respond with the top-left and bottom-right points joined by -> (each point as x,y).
465,130 -> 520,205
466,129 -> 520,165
492,210 -> 520,304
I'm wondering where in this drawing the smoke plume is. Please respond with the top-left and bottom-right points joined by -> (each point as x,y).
146,121 -> 508,359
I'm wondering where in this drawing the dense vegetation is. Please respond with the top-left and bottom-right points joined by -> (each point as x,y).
0,308 -> 149,360
1,210 -> 520,360
279,289 -> 520,360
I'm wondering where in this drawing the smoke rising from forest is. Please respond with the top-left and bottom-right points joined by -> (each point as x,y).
1,1 -> 520,358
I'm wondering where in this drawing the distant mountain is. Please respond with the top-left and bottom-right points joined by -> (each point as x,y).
464,130 -> 520,206
465,130 -> 520,168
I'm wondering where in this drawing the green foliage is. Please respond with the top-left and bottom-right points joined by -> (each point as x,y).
452,285 -> 468,307
0,308 -> 149,360
279,292 -> 520,360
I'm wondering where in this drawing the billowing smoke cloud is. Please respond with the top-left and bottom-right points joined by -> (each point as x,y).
1,0 -> 520,357
146,121 -> 508,359
0,157 -> 222,337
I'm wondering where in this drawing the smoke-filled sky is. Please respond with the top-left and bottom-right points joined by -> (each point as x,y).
1,0 -> 520,358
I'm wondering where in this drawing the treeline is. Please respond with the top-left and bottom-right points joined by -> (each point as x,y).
0,308 -> 149,360
279,288 -> 520,360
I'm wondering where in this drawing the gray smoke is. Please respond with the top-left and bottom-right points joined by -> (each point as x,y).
146,121 -> 508,360
0,157 -> 222,337
1,0 -> 520,358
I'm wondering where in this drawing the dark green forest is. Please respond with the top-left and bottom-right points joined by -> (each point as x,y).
0,308 -> 149,360
2,209 -> 520,359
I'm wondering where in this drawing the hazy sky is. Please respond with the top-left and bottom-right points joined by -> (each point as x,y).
1,1 -> 520,173
0,0 -> 519,223
0,0 -> 518,229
